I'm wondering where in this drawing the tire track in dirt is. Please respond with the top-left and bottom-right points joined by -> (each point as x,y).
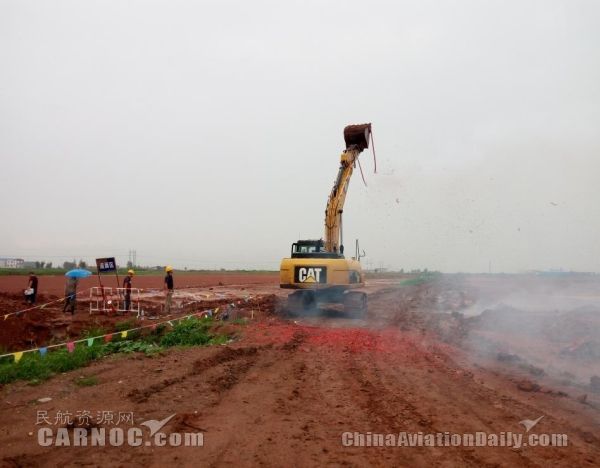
128,346 -> 261,404
319,327 -> 559,467
336,348 -> 447,467
198,330 -> 312,467
367,347 -> 594,467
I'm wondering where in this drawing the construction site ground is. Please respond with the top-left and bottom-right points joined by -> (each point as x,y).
0,273 -> 599,467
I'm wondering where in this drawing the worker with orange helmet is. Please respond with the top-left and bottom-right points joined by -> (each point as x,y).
164,265 -> 174,315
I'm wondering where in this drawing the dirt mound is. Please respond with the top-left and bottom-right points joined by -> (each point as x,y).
560,341 -> 600,361
0,290 -> 279,353
0,305 -> 71,351
546,307 -> 600,343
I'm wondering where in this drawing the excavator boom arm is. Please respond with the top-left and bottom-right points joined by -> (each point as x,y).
324,123 -> 372,253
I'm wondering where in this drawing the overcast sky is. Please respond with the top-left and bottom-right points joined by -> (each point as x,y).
1,0 -> 599,272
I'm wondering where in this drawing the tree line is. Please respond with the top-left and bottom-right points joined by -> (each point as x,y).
32,260 -> 88,270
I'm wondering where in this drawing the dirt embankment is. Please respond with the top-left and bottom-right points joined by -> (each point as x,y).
0,289 -> 279,352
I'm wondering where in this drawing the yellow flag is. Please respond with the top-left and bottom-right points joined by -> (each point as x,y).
121,331 -> 128,338
13,352 -> 23,363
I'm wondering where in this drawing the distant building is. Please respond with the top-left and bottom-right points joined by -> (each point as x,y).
0,258 -> 25,268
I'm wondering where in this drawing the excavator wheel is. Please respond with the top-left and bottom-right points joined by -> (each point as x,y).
286,290 -> 316,316
343,291 -> 368,319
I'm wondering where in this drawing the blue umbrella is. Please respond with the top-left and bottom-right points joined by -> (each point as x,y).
65,269 -> 92,279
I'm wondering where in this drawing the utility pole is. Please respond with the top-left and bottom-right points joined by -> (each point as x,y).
127,249 -> 137,268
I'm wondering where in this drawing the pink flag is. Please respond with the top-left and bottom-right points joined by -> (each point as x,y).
104,334 -> 113,343
66,342 -> 75,353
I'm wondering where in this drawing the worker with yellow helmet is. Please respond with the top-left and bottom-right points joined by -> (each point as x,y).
123,269 -> 135,312
164,265 -> 174,315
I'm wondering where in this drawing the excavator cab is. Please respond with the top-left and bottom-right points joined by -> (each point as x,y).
291,240 -> 342,259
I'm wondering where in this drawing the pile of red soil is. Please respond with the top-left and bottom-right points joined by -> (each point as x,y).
245,321 -> 457,361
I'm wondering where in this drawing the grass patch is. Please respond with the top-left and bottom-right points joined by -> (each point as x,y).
74,375 -> 99,387
399,272 -> 440,287
82,326 -> 107,338
0,345 -> 106,384
160,317 -> 217,347
114,319 -> 137,332
103,340 -> 162,355
0,317 -> 226,385
0,268 -> 69,276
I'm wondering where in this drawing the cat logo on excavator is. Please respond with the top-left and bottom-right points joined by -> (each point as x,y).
294,266 -> 327,284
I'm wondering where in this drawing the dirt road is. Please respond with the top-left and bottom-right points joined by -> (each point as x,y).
0,277 -> 599,467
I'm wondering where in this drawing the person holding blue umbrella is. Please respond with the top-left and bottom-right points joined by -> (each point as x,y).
63,269 -> 91,315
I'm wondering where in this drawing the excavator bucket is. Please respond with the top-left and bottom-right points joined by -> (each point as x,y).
343,123 -> 372,151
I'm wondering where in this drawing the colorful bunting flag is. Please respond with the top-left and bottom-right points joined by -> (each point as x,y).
67,342 -> 75,353
87,338 -> 94,347
104,334 -> 113,343
13,351 -> 23,363
3,315 -> 7,320
39,347 -> 47,357
121,331 -> 127,339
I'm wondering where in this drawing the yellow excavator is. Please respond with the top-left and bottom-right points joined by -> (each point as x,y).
280,123 -> 373,316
